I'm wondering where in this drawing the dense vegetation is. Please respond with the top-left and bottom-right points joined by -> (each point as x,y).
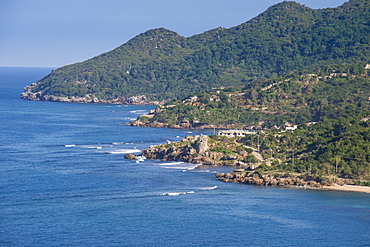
137,63 -> 370,128
24,0 -> 370,102
136,61 -> 370,183
142,110 -> 370,183
238,110 -> 370,183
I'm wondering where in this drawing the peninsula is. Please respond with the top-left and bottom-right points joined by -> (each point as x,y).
133,110 -> 370,192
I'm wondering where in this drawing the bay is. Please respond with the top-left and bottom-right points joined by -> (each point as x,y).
0,67 -> 369,246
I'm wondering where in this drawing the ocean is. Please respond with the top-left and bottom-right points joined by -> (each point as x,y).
0,67 -> 369,246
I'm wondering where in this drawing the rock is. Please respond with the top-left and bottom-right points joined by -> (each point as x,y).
238,150 -> 249,156
20,88 -> 157,105
130,120 -> 145,127
199,157 -> 214,165
167,152 -> 178,160
234,169 -> 245,172
215,170 -> 331,189
168,145 -> 177,153
182,146 -> 197,156
181,118 -> 190,124
180,122 -> 191,128
182,135 -> 194,142
226,154 -> 238,160
236,161 -> 247,166
20,91 -> 40,100
124,153 -> 137,160
209,152 -> 222,160
194,134 -> 209,154
251,151 -> 264,162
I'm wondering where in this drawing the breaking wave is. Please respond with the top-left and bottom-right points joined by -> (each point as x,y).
157,162 -> 201,170
157,162 -> 185,166
129,110 -> 148,114
198,186 -> 218,190
106,149 -> 141,154
158,191 -> 195,196
63,143 -> 141,155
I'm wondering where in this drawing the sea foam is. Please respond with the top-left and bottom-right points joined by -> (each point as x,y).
158,191 -> 195,196
198,186 -> 218,190
107,149 -> 140,154
158,162 -> 185,166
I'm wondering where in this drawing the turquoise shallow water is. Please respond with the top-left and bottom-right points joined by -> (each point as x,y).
0,67 -> 369,246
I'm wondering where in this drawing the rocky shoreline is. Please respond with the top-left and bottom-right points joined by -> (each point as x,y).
215,171 -> 334,188
134,134 -> 365,190
129,119 -> 241,129
20,90 -> 159,105
140,134 -> 265,167
215,170 -> 370,193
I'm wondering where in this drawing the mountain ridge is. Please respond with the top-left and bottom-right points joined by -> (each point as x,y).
21,0 -> 370,103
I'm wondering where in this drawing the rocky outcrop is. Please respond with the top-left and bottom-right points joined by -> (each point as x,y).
216,171 -> 333,188
194,134 -> 209,154
124,153 -> 138,160
130,120 -> 192,129
142,142 -> 221,165
20,91 -> 41,101
20,90 -> 158,105
141,135 -> 263,167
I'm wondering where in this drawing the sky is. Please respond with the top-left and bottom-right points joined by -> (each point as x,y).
1,0 -> 348,68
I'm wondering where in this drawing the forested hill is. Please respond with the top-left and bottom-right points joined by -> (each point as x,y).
21,0 -> 370,104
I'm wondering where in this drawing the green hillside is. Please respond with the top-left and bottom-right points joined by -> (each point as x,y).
133,63 -> 370,128
21,0 -> 370,103
142,111 -> 370,183
240,111 -> 370,182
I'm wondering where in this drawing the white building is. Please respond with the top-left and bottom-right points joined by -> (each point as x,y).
217,129 -> 257,137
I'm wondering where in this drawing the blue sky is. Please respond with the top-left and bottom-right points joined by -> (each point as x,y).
1,0 -> 347,68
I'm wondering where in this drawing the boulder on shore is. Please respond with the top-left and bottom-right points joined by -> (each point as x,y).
124,153 -> 137,160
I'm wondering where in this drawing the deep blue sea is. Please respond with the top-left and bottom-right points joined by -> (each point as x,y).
0,67 -> 369,246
